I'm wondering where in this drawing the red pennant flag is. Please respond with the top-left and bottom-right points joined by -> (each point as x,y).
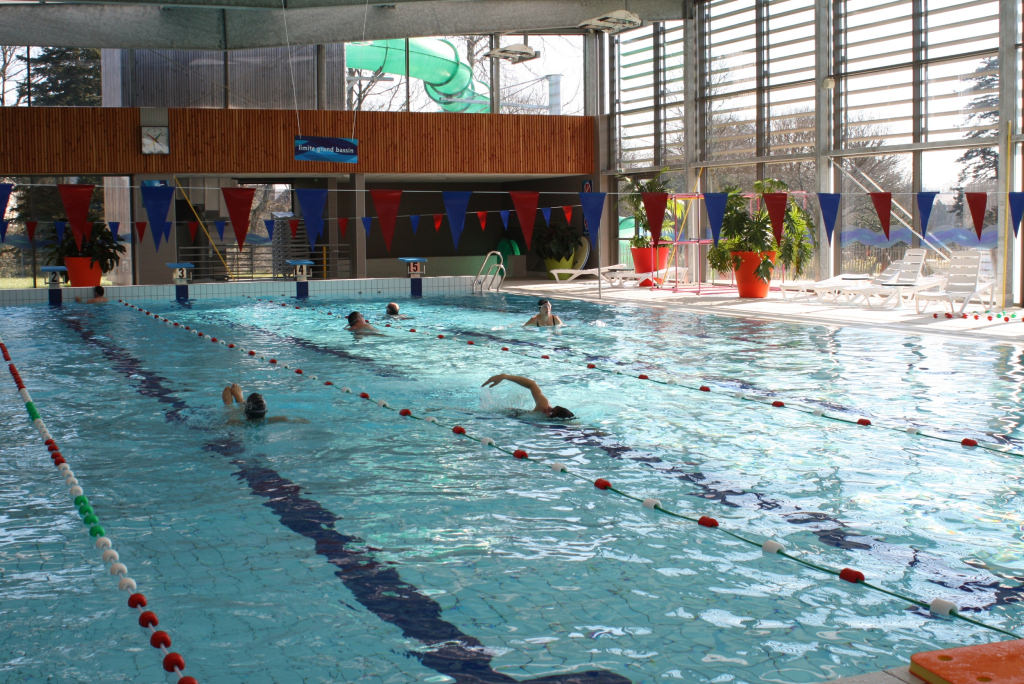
966,192 -> 987,240
370,189 -> 402,253
289,218 -> 300,239
58,184 -> 94,250
188,221 -> 199,243
509,191 -> 540,250
336,217 -> 348,240
26,220 -> 37,243
763,193 -> 788,245
433,214 -> 444,232
476,210 -> 488,230
135,221 -> 148,240
562,205 -> 573,224
641,192 -> 669,246
870,192 -> 892,240
221,187 -> 256,251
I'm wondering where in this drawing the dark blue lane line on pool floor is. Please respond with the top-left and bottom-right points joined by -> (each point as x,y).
160,305 -> 1024,614
61,312 -> 630,684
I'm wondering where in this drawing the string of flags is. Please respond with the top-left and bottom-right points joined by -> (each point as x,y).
1,182 -> 1022,253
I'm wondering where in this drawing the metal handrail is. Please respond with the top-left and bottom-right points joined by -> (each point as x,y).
474,251 -> 506,292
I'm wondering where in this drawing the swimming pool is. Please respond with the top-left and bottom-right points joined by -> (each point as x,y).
2,292 -> 1023,682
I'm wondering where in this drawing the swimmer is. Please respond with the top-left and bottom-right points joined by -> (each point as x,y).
385,302 -> 409,319
481,374 -> 574,419
346,311 -> 381,334
523,299 -> 562,327
75,285 -> 108,304
222,383 -> 307,424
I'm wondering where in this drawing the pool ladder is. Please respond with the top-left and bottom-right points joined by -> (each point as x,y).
474,251 -> 506,292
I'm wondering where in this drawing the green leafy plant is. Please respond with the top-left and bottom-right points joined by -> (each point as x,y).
45,222 -> 126,278
533,216 -> 582,261
706,178 -> 815,283
621,169 -> 672,248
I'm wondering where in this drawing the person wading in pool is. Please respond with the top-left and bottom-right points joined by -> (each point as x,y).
346,311 -> 381,334
75,285 -> 108,304
222,383 -> 307,424
385,302 -> 409,319
481,374 -> 574,419
523,299 -> 563,327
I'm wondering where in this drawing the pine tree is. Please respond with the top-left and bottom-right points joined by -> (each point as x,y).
17,47 -> 101,106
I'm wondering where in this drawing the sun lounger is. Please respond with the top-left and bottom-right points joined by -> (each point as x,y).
915,251 -> 995,314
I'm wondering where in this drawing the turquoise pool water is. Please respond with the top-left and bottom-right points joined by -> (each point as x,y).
1,292 -> 1023,683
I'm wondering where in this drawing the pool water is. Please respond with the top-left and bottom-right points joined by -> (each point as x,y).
1,292 -> 1023,683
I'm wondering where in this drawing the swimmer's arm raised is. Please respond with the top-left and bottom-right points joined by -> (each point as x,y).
482,374 -> 548,409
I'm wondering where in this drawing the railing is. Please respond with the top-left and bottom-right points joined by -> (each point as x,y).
473,251 -> 506,292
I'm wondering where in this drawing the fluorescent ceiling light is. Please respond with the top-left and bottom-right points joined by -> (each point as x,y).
577,9 -> 642,32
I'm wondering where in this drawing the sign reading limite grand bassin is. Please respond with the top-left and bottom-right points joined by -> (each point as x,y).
294,136 -> 358,163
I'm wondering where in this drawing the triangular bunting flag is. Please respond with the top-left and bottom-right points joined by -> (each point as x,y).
703,193 -> 728,246
763,192 -> 788,245
1009,192 -> 1024,238
296,188 -> 328,250
214,220 -> 226,240
579,192 -> 606,246
221,187 -> 256,251
58,184 -> 94,251
371,189 -> 403,253
0,184 -> 11,218
816,193 -> 840,246
509,191 -> 539,250
442,191 -> 472,249
109,221 -> 121,242
966,192 -> 987,240
26,221 -> 37,244
141,185 -> 175,249
870,192 -> 892,240
135,221 -> 147,241
263,219 -> 275,241
433,214 -> 444,232
476,210 -> 488,230
289,219 -> 299,239
540,207 -> 551,226
641,192 -> 669,246
188,221 -> 199,243
562,205 -> 573,225
916,192 -> 937,240
362,216 -> 373,236
153,222 -> 164,251
338,217 -> 348,239
55,221 -> 66,243
499,210 -> 510,230
409,215 -> 420,235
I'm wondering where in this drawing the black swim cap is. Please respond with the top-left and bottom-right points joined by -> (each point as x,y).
549,405 -> 574,419
244,393 -> 267,419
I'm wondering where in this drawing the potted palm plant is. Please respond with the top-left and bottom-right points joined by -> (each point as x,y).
706,179 -> 814,298
533,215 -> 583,280
45,222 -> 126,287
622,169 -> 672,284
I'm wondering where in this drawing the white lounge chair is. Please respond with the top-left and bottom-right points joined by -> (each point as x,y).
549,237 -> 615,281
830,248 -> 931,308
915,251 -> 995,314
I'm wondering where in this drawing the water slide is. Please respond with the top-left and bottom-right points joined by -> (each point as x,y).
345,38 -> 490,113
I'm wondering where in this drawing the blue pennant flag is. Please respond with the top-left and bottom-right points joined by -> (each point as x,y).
540,207 -> 551,226
0,183 -> 11,218
295,188 -> 327,249
109,221 -> 120,241
264,219 -> 275,240
54,221 -> 66,243
140,184 -> 175,231
703,193 -> 729,246
500,210 -> 511,230
362,216 -> 373,236
214,220 -> 226,240
0,220 -> 7,243
153,222 -> 165,251
442,191 -> 472,248
579,192 -> 606,246
816,193 -> 841,246
1009,193 -> 1024,238
916,192 -> 937,240
409,214 -> 420,234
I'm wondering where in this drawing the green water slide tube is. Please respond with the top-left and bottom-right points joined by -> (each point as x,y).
345,38 -> 490,113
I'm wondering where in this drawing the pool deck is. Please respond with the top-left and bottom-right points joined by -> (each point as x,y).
503,277 -> 1021,684
502,277 -> 1024,343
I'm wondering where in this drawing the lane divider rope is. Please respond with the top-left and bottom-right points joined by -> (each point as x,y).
0,334 -> 198,683
122,299 -> 1022,640
249,296 -> 1023,460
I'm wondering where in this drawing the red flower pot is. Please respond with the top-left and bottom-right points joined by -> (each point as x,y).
64,256 -> 102,288
630,246 -> 670,286
731,251 -> 775,298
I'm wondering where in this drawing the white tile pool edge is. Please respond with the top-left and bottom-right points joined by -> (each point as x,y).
0,276 -> 475,306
